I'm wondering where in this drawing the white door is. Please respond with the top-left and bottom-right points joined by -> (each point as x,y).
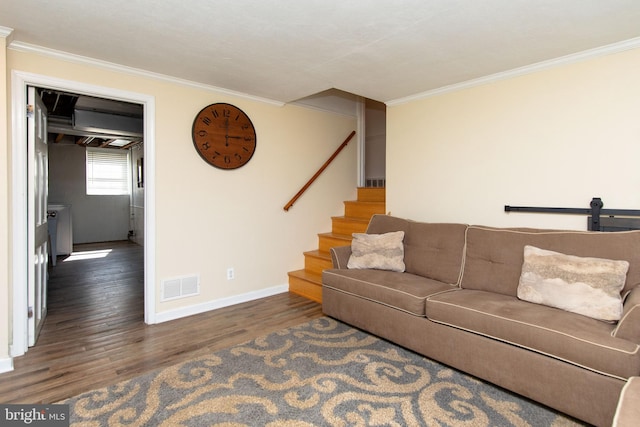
27,86 -> 49,346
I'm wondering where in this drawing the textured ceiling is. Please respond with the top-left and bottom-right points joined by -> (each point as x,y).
2,0 -> 640,104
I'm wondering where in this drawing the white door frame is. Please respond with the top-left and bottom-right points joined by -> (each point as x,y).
356,97 -> 366,187
10,70 -> 157,357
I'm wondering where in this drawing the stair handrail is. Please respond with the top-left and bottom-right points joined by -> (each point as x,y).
284,130 -> 356,211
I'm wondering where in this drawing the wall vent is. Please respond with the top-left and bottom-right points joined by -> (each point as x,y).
365,178 -> 385,188
161,275 -> 200,301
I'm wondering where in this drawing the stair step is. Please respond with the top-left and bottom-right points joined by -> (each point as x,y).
288,187 -> 385,304
344,200 -> 386,219
318,232 -> 352,253
358,187 -> 386,202
288,270 -> 323,303
331,216 -> 370,235
303,250 -> 333,275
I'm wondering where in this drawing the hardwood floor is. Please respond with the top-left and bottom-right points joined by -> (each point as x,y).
0,241 -> 323,404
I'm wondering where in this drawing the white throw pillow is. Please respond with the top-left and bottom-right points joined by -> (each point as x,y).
347,231 -> 405,272
517,245 -> 629,322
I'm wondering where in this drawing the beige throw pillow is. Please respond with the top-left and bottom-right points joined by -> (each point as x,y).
347,231 -> 405,272
517,245 -> 629,322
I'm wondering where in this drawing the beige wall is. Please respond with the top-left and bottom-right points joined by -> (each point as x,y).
387,47 -> 640,230
1,48 -> 357,360
1,36 -> 9,362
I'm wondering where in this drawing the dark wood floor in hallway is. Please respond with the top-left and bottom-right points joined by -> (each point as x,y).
0,241 -> 323,403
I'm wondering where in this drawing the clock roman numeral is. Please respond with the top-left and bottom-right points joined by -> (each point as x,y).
202,117 -> 211,126
212,109 -> 219,118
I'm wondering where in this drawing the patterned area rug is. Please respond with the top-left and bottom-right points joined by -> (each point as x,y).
63,317 -> 584,426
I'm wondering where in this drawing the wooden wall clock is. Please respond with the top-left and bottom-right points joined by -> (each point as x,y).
191,103 -> 257,169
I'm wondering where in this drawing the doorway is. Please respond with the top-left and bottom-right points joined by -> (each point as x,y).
42,88 -> 144,247
10,71 -> 157,357
364,98 -> 386,188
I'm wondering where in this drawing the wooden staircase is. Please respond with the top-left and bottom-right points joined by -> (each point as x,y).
288,187 -> 386,303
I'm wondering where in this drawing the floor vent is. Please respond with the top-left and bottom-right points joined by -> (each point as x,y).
365,178 -> 385,188
161,275 -> 200,301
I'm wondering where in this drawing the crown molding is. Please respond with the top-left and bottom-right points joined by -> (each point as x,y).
387,37 -> 640,107
7,41 -> 285,107
0,26 -> 14,43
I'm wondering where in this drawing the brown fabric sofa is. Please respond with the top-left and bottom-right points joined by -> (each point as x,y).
322,214 -> 640,427
612,377 -> 640,426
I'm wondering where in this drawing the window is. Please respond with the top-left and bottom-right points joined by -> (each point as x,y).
86,148 -> 131,195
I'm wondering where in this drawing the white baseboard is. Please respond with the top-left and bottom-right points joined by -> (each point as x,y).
0,356 -> 14,374
154,284 -> 289,324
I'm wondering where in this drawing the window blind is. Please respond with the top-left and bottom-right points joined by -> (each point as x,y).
86,148 -> 131,195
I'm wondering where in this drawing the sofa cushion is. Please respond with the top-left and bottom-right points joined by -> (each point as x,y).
426,289 -> 640,379
347,231 -> 405,272
518,245 -> 628,322
323,269 -> 456,316
461,226 -> 640,297
365,215 -> 467,284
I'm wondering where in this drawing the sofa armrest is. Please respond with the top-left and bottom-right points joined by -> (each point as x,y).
613,377 -> 640,427
329,245 -> 352,269
612,286 -> 640,343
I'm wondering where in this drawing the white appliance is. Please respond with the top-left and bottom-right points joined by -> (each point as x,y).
47,204 -> 73,265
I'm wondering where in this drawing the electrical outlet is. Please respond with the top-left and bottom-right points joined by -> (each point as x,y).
227,268 -> 235,280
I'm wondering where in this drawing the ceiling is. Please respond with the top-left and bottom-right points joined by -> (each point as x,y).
38,89 -> 144,149
2,1 -> 640,105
